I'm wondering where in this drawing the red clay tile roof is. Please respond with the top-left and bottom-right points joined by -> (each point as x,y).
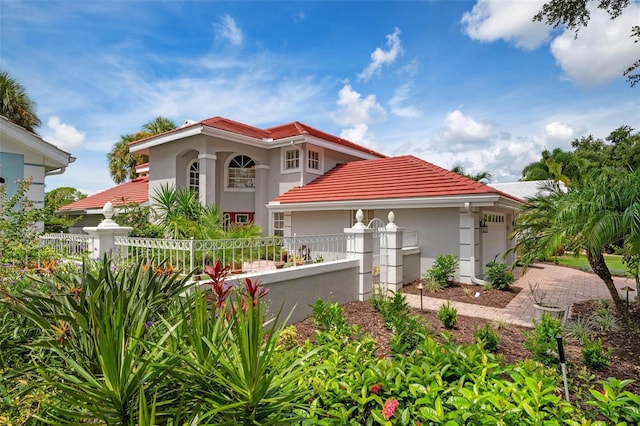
273,155 -> 522,204
266,121 -> 386,158
58,176 -> 149,212
129,116 -> 385,158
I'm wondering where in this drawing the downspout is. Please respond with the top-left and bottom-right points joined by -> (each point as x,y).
463,202 -> 488,285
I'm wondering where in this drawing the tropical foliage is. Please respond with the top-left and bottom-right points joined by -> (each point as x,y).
450,163 -> 492,183
2,262 -> 640,424
43,186 -> 87,232
107,116 -> 176,184
151,183 -> 262,240
0,179 -> 47,264
512,168 -> 640,317
0,69 -> 41,132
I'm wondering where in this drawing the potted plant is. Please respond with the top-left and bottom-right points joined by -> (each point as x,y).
529,282 -> 567,323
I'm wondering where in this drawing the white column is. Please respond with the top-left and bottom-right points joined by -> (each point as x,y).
254,164 -> 269,232
384,211 -> 405,291
83,202 -> 133,260
458,209 -> 478,284
198,153 -> 216,206
344,209 -> 374,301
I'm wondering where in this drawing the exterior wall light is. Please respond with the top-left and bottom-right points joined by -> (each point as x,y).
479,218 -> 489,233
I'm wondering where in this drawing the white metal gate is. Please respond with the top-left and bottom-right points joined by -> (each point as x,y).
368,218 -> 388,291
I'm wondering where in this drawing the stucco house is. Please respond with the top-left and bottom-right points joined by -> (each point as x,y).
123,116 -> 524,283
0,115 -> 74,213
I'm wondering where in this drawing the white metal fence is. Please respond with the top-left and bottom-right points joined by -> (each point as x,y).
40,233 -> 93,260
39,233 -> 354,274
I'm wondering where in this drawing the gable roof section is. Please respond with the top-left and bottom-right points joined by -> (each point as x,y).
273,155 -> 523,204
267,121 -> 385,158
58,176 -> 149,213
129,116 -> 385,158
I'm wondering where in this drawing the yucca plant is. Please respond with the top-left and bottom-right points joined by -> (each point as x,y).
2,256 -> 194,424
158,265 -> 316,424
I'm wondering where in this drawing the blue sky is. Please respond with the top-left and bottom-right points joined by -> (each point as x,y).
2,0 -> 638,195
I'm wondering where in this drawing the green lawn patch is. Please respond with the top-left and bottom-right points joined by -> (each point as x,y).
553,253 -> 629,277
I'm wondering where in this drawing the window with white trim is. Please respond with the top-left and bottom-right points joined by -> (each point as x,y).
273,212 -> 284,237
308,149 -> 320,170
235,213 -> 249,224
283,148 -> 300,171
187,159 -> 199,194
227,155 -> 255,189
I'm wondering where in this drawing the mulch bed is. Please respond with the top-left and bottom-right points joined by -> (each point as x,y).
401,279 -> 522,308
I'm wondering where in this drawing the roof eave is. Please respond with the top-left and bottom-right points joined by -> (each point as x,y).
267,194 -> 523,212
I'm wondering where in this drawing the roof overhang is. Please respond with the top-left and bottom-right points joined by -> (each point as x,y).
0,116 -> 72,168
267,194 -> 523,213
130,122 -> 383,160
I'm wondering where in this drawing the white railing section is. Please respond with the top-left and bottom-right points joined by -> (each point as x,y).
111,234 -> 353,274
40,232 -> 92,259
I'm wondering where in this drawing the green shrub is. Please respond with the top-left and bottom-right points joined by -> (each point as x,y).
276,325 -> 300,351
486,262 -> 515,290
524,313 -> 562,366
593,306 -> 618,331
424,254 -> 458,289
437,301 -> 458,329
582,338 -> 611,371
474,323 -> 499,352
310,299 -> 349,334
586,378 -> 640,425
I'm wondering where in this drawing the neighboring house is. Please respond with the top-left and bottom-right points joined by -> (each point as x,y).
0,115 -> 74,214
489,180 -> 567,200
126,116 -> 525,283
58,164 -> 149,233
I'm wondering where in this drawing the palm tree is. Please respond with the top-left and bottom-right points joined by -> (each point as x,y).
0,69 -> 41,132
512,168 -> 640,319
107,116 -> 176,184
450,164 -> 492,183
143,116 -> 176,135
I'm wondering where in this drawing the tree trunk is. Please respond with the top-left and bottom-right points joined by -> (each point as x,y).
587,251 -> 629,321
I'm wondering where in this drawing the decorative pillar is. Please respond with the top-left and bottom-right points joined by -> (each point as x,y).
344,209 -> 374,301
198,153 -> 217,206
458,209 -> 479,284
253,164 -> 270,232
83,202 -> 133,260
384,211 -> 405,291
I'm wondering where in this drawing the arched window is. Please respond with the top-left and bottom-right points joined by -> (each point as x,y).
227,155 -> 255,189
187,159 -> 199,194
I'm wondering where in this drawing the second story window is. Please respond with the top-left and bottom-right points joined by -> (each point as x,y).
227,155 -> 255,189
284,148 -> 300,171
187,159 -> 199,194
308,150 -> 320,170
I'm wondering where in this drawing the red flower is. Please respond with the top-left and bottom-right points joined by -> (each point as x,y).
205,261 -> 231,307
382,399 -> 399,420
370,384 -> 381,394
243,277 -> 269,305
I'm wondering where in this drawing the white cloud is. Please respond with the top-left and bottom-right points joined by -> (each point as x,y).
549,4 -> 640,87
544,121 -> 578,144
461,0 -> 550,49
389,82 -> 420,118
441,109 -> 493,147
215,14 -> 243,45
45,116 -> 85,151
340,124 -> 377,148
333,84 -> 387,127
358,27 -> 403,81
